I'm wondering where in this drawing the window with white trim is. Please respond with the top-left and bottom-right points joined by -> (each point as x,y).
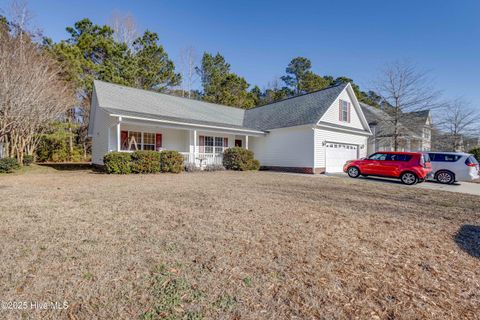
340,100 -> 349,122
125,131 -> 142,151
121,131 -> 158,151
201,135 -> 227,154
143,132 -> 155,150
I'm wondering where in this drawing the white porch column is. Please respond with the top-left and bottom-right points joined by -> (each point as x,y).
245,135 -> 249,149
116,116 -> 122,151
193,129 -> 197,163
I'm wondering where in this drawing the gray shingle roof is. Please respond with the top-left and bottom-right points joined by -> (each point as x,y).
94,80 -> 350,132
94,80 -> 248,128
102,107 -> 259,131
360,102 -> 422,139
243,83 -> 348,130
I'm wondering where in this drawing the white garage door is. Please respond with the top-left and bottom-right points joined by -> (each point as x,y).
325,143 -> 358,173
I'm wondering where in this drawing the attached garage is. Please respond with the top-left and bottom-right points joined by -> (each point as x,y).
325,143 -> 358,173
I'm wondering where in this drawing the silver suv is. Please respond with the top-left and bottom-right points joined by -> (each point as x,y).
427,152 -> 479,184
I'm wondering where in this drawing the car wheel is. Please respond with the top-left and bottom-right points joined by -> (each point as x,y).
436,171 -> 454,184
347,166 -> 360,178
400,172 -> 418,185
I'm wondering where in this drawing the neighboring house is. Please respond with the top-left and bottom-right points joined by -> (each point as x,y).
89,81 -> 372,173
360,103 -> 432,154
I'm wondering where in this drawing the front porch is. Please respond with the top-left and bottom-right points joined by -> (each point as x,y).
106,116 -> 262,167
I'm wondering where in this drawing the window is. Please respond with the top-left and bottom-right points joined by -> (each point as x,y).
143,133 -> 155,150
125,131 -> 142,151
429,153 -> 461,162
340,100 -> 349,122
204,136 -> 214,154
215,137 -> 224,153
368,153 -> 388,160
200,135 -> 228,154
386,154 -> 412,161
121,131 -> 160,151
466,156 -> 479,166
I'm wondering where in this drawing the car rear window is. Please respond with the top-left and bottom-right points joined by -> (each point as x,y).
386,154 -> 412,161
466,155 -> 479,165
428,153 -> 461,162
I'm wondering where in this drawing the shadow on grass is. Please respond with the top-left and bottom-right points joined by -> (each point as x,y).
455,225 -> 480,258
38,163 -> 104,173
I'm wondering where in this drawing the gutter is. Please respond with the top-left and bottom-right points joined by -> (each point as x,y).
109,114 -> 266,136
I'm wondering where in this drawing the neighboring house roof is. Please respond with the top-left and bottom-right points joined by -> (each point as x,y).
243,83 -> 348,130
360,102 -> 422,139
93,80 -> 363,133
399,110 -> 431,133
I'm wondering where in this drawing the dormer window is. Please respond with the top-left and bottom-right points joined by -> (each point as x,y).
340,100 -> 350,122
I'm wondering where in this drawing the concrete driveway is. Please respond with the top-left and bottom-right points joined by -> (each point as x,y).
327,173 -> 480,196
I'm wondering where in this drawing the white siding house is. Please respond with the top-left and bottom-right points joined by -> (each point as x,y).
89,81 -> 371,173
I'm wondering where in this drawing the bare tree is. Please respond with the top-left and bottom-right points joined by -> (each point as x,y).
0,13 -> 74,163
109,10 -> 138,49
375,61 -> 442,150
436,99 -> 479,151
178,46 -> 198,98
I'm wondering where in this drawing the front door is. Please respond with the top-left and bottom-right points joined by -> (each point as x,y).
235,139 -> 242,147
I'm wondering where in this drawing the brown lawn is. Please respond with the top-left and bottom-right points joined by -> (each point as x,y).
0,165 -> 479,319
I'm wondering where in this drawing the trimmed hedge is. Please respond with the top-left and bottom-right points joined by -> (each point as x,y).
131,150 -> 161,174
103,152 -> 132,174
160,150 -> 184,173
0,158 -> 20,173
223,147 -> 260,171
469,147 -> 480,162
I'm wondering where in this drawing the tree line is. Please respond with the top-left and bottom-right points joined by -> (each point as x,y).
0,3 -> 478,165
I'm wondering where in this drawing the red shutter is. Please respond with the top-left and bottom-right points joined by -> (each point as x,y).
199,135 -> 205,153
224,137 -> 228,149
121,131 -> 128,150
339,100 -> 342,121
347,102 -> 351,123
155,133 -> 162,151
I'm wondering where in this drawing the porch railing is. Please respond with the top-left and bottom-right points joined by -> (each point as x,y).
180,152 -> 223,167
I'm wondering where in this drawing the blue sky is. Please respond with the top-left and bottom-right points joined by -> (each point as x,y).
1,0 -> 479,109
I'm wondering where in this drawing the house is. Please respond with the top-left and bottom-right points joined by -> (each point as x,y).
88,80 -> 372,173
360,103 -> 432,154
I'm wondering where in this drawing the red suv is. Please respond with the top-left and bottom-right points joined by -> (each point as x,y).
343,152 -> 432,185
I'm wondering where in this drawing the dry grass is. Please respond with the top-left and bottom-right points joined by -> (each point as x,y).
0,165 -> 479,319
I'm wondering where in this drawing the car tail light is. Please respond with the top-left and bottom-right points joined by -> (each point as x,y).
465,156 -> 479,168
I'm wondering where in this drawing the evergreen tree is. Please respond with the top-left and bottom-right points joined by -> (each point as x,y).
281,57 -> 312,94
132,31 -> 181,91
197,52 -> 255,108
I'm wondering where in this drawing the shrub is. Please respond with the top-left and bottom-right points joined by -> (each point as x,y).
23,155 -> 34,166
103,152 -> 132,174
184,162 -> 201,172
469,147 -> 480,162
223,147 -> 260,171
131,150 -> 161,174
248,159 -> 260,171
0,158 -> 20,173
160,150 -> 184,173
204,164 -> 226,172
